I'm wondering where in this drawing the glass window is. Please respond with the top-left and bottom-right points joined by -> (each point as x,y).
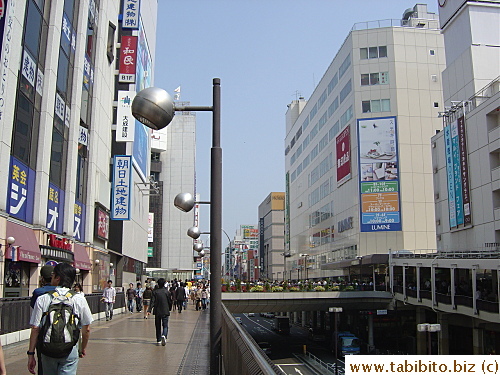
371,100 -> 381,113
369,47 -> 378,59
64,0 -> 75,20
370,73 -> 380,85
361,74 -> 369,86
360,48 -> 368,60
430,49 -> 435,56
76,149 -> 87,202
379,46 -> 387,58
49,128 -> 64,186
56,50 -> 69,98
339,79 -> 352,103
362,100 -> 371,113
107,22 -> 116,63
381,99 -> 391,112
24,0 -> 43,58
339,53 -> 351,78
80,87 -> 89,124
328,73 -> 338,94
12,93 -> 34,164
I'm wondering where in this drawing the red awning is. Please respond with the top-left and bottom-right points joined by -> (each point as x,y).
5,221 -> 41,263
73,244 -> 92,270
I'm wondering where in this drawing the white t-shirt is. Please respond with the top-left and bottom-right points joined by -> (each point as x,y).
30,287 -> 93,328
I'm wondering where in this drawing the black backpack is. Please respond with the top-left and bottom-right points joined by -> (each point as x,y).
38,290 -> 80,358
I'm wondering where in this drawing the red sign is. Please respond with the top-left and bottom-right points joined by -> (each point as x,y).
96,206 -> 109,240
118,36 -> 137,83
336,125 -> 351,186
48,234 -> 72,251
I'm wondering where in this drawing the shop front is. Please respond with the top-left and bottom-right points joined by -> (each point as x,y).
40,235 -> 74,286
73,243 -> 92,292
4,221 -> 42,297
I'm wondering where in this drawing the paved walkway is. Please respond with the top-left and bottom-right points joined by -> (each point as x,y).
3,303 -> 210,374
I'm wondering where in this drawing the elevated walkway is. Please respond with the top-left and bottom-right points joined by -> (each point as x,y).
3,304 -> 209,374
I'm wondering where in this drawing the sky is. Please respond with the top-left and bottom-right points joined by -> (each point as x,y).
153,0 -> 439,245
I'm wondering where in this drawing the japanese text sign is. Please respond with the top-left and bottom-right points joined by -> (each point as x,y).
111,155 -> 132,220
119,36 -> 137,83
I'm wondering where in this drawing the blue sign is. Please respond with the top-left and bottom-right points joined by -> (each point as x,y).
47,183 -> 65,234
74,200 -> 86,242
444,126 -> 457,227
7,156 -> 36,223
451,121 -> 464,225
132,122 -> 149,181
111,155 -> 132,220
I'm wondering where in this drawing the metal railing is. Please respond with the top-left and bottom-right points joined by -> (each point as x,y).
221,304 -> 284,375
303,351 -> 338,375
0,292 -> 125,335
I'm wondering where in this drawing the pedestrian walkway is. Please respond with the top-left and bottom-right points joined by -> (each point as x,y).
3,304 -> 210,374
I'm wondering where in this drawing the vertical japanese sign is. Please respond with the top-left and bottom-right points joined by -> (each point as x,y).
111,155 -> 132,220
444,125 -> 457,227
122,0 -> 140,29
21,49 -> 36,87
74,200 -> 86,242
47,183 -> 65,234
118,36 -> 137,83
357,116 -> 401,232
116,90 -> 136,141
444,116 -> 471,228
457,115 -> 471,224
451,120 -> 464,225
0,0 -> 14,123
336,125 -> 351,186
148,212 -> 154,242
95,205 -> 109,240
7,156 -> 36,223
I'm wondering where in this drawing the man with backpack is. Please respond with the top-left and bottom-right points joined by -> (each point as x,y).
27,263 -> 93,375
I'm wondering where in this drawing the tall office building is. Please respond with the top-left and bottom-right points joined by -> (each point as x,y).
258,192 -> 286,281
0,0 -> 158,296
284,4 -> 445,280
147,108 -> 197,280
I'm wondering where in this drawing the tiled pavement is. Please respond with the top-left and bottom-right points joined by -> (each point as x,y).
3,303 -> 210,374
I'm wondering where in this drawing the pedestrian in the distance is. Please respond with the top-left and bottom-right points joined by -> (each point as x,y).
101,280 -> 116,321
126,283 -> 136,313
142,285 -> 153,319
147,278 -> 173,346
176,282 -> 186,313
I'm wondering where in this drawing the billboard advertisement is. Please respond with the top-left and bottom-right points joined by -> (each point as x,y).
336,125 -> 351,186
444,115 -> 471,228
116,90 -> 136,141
357,116 -> 401,232
111,155 -> 132,220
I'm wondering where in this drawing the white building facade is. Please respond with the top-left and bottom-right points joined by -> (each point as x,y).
284,4 -> 445,280
0,0 -> 158,296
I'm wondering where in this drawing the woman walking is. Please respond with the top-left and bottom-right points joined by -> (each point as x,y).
142,285 -> 153,319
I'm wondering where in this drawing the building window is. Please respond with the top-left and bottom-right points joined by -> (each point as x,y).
362,99 -> 391,113
434,102 -> 439,108
360,46 -> 387,59
430,49 -> 435,55
107,22 -> 116,63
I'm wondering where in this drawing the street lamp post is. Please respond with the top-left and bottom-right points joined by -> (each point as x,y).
281,252 -> 291,282
329,307 -> 343,375
300,253 -> 309,280
132,79 -> 222,374
417,323 -> 441,355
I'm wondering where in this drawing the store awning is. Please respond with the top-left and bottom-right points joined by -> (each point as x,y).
5,221 -> 41,263
73,244 -> 92,270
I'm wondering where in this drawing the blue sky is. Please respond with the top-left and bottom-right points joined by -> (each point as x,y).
154,1 -> 439,244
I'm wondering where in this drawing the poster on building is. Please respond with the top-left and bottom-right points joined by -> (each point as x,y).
47,183 -> 65,234
111,155 -> 132,220
336,125 -> 351,186
444,116 -> 471,228
118,36 -> 137,83
457,115 -> 471,224
95,205 -> 109,240
116,90 -> 136,142
7,156 -> 36,223
122,0 -> 140,29
357,116 -> 401,232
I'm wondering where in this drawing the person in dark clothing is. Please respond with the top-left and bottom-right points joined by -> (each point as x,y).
147,278 -> 173,346
175,282 -> 187,313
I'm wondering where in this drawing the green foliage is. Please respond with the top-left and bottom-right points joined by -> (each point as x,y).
289,287 -> 300,292
235,279 -> 242,292
313,286 -> 325,292
264,281 -> 270,292
345,285 -> 354,291
271,286 -> 283,292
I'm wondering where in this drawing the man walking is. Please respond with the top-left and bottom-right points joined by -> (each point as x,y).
147,278 -> 172,346
27,263 -> 93,375
101,280 -> 116,321
135,282 -> 143,312
126,283 -> 136,313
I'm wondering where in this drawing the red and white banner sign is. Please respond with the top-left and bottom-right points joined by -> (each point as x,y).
336,125 -> 351,186
118,36 -> 137,83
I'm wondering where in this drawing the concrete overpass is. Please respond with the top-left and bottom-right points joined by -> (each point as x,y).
221,291 -> 393,313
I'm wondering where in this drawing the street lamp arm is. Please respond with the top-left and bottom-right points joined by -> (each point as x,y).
174,105 -> 213,112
